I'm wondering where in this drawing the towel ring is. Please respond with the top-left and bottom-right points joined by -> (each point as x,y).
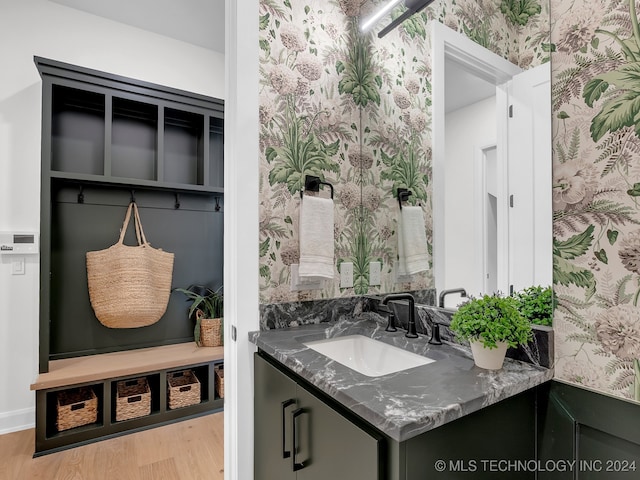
300,175 -> 334,199
397,188 -> 412,210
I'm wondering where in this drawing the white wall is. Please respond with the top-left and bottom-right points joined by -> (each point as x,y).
0,0 -> 224,434
444,95 -> 496,306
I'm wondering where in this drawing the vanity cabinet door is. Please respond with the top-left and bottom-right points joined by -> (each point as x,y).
255,354 -> 382,480
295,385 -> 381,480
255,354 -> 297,480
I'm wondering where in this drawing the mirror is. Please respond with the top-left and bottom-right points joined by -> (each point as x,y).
357,0 -> 552,306
256,0 -> 551,305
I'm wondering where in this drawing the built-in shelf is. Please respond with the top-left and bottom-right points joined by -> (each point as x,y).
35,56 -> 225,456
48,171 -> 224,194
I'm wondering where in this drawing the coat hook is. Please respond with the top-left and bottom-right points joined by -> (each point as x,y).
77,185 -> 84,204
130,189 -> 136,203
174,193 -> 181,209
215,197 -> 221,212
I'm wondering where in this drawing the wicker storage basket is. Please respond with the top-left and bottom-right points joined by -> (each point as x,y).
115,378 -> 151,421
86,202 -> 174,329
167,370 -> 201,409
199,317 -> 222,347
215,364 -> 224,399
56,387 -> 98,432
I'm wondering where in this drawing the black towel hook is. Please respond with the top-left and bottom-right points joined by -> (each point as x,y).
301,174 -> 334,199
215,196 -> 221,212
174,193 -> 181,209
130,189 -> 136,204
77,185 -> 84,204
397,188 -> 412,210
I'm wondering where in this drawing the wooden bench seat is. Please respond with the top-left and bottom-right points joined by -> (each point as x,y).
31,343 -> 223,391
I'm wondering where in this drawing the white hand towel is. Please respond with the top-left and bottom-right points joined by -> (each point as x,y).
399,206 -> 429,275
299,195 -> 334,280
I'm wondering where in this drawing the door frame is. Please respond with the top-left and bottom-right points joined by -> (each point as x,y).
473,142 -> 498,295
431,22 -> 521,296
225,1 -> 260,480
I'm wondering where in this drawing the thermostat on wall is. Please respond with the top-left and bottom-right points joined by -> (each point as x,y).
0,232 -> 39,255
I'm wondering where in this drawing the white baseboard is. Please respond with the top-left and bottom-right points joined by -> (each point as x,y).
0,407 -> 35,435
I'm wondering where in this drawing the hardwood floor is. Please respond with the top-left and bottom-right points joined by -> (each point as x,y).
0,412 -> 224,480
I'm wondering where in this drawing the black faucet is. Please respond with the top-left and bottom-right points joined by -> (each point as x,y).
438,288 -> 468,308
381,293 -> 418,338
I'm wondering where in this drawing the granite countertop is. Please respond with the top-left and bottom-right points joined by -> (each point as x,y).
249,313 -> 554,443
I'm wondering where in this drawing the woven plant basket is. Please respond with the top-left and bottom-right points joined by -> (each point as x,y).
115,378 -> 151,422
167,370 -> 201,409
215,364 -> 224,399
56,387 -> 98,432
198,311 -> 222,347
86,202 -> 174,329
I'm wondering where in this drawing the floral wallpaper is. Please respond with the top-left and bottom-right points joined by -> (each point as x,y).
551,0 -> 640,403
258,0 -> 548,304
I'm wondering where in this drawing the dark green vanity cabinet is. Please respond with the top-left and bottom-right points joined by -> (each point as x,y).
254,354 -> 384,480
255,351 -> 540,480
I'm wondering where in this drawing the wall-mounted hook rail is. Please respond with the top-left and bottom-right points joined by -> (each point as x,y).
174,193 -> 181,209
77,185 -> 84,204
300,174 -> 334,199
397,188 -> 412,210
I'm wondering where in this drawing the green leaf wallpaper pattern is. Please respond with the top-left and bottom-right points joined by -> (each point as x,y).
258,0 -> 548,304
552,0 -> 640,403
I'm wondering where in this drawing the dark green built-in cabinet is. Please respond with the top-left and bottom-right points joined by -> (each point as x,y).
34,57 -> 224,455
36,56 -> 224,369
256,352 -> 640,480
255,353 -> 384,480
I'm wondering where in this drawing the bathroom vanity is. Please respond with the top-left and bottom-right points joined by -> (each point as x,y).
251,314 -> 553,480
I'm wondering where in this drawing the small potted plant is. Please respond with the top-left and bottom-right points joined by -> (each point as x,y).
175,285 -> 223,347
514,285 -> 553,326
450,293 -> 532,370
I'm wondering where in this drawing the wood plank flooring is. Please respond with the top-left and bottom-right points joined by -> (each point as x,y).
0,412 -> 224,480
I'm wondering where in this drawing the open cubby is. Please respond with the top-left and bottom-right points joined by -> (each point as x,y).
35,57 -> 225,456
167,364 -> 210,409
111,373 -> 161,423
51,85 -> 105,175
209,117 -> 224,188
164,108 -> 204,185
111,97 -> 158,180
45,383 -> 104,439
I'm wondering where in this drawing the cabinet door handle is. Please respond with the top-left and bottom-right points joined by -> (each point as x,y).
292,408 -> 306,472
281,399 -> 296,458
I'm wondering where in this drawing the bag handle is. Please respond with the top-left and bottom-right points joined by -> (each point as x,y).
132,202 -> 149,245
117,202 -> 148,246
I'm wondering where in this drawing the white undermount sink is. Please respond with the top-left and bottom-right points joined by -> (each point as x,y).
303,334 -> 435,377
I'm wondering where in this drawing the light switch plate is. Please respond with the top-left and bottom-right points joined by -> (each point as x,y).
369,261 -> 381,286
11,257 -> 25,275
340,262 -> 354,288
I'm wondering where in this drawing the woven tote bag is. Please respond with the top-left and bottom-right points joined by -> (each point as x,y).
86,202 -> 174,328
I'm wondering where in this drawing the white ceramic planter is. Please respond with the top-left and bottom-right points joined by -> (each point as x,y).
469,340 -> 508,370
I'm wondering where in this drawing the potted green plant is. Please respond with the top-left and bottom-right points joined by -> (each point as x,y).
514,286 -> 553,326
450,294 -> 532,370
175,285 -> 223,347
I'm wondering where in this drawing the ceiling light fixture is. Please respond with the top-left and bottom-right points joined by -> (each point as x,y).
372,0 -> 436,39
360,0 -> 404,32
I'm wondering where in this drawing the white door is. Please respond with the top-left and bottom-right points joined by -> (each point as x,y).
507,63 -> 552,291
